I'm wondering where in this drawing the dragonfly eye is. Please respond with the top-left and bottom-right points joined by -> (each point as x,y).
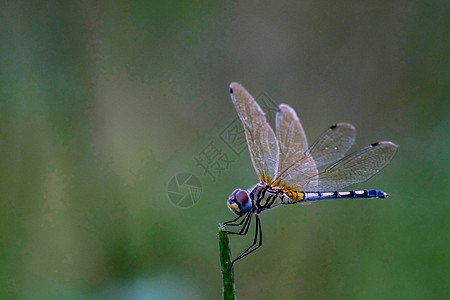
227,189 -> 252,215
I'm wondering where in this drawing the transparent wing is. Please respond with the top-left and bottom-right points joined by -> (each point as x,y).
230,82 -> 279,183
307,123 -> 356,168
272,104 -> 318,189
303,141 -> 398,191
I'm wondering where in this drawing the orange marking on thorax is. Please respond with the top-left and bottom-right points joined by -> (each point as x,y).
284,189 -> 304,203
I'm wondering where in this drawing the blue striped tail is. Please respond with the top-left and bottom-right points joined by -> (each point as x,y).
303,190 -> 388,202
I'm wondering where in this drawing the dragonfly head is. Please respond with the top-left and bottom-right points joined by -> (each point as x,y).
227,189 -> 252,215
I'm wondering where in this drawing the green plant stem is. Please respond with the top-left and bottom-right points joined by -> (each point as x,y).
218,228 -> 236,300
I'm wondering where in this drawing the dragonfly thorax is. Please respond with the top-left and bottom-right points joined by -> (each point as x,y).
250,183 -> 287,213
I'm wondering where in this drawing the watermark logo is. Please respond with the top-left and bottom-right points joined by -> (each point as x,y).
167,173 -> 202,208
219,117 -> 247,156
168,90 -> 277,207
193,91 -> 277,183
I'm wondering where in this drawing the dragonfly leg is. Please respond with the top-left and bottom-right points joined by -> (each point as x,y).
221,214 -> 246,227
224,212 -> 253,235
227,214 -> 262,272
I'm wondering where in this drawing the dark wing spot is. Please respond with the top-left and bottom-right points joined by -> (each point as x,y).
330,124 -> 338,130
229,87 -> 234,94
371,142 -> 380,147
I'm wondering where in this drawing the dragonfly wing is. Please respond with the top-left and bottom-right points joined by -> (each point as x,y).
307,123 -> 356,168
230,82 -> 279,183
273,104 -> 318,189
303,141 -> 398,191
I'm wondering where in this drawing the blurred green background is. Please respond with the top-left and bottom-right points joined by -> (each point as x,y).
1,1 -> 448,299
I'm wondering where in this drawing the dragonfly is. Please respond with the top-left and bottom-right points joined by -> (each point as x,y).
221,82 -> 398,270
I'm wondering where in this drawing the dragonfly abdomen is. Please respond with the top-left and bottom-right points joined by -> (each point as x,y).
303,190 -> 388,202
